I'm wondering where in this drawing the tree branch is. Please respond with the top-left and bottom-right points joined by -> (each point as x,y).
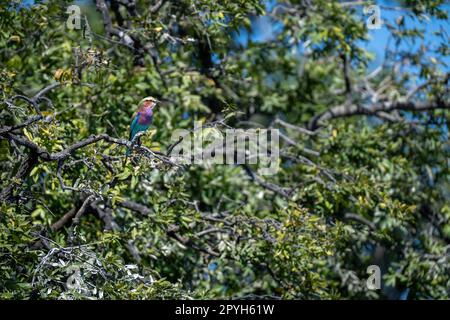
309,100 -> 450,130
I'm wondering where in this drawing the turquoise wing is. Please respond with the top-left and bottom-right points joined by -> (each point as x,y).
129,113 -> 140,141
130,113 -> 151,141
131,123 -> 151,141
127,113 -> 151,155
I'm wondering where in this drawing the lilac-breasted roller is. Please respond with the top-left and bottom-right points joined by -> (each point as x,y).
126,96 -> 159,155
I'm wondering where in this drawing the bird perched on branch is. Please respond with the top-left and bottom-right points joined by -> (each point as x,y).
126,96 -> 159,155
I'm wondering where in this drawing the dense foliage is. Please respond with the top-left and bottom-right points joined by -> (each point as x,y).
0,0 -> 449,299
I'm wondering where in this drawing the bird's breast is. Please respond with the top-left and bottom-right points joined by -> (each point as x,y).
137,111 -> 153,124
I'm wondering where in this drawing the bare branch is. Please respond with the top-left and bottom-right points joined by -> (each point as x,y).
344,213 -> 376,231
50,208 -> 77,232
242,164 -> 291,199
0,115 -> 43,135
118,200 -> 154,216
274,118 -> 318,136
309,100 -> 450,130
150,0 -> 164,13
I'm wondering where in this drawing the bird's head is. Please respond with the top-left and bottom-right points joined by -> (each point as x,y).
139,96 -> 160,109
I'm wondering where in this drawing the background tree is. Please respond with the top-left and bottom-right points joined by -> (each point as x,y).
0,0 -> 448,299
